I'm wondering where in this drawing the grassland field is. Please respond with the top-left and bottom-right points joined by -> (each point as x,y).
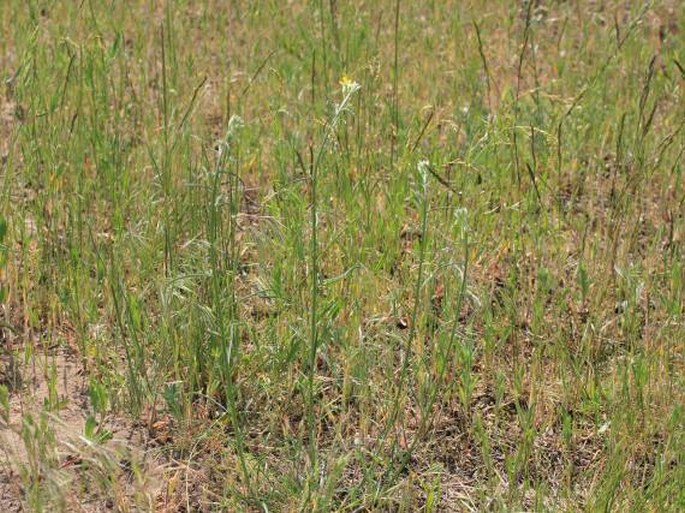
0,1 -> 684,511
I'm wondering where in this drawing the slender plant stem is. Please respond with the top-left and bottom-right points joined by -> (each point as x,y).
391,0 -> 400,169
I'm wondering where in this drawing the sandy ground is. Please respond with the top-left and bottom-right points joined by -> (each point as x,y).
0,345 -> 165,512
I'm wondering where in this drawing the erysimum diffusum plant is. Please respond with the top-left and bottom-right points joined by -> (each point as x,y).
305,76 -> 361,494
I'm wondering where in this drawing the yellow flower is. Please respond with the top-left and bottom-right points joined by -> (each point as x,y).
339,74 -> 353,87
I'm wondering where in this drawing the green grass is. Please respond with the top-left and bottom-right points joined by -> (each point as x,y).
1,0 -> 684,511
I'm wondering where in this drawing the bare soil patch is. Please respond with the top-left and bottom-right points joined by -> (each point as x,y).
0,343 -> 165,512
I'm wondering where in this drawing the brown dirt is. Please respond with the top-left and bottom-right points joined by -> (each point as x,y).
0,344 -> 165,512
